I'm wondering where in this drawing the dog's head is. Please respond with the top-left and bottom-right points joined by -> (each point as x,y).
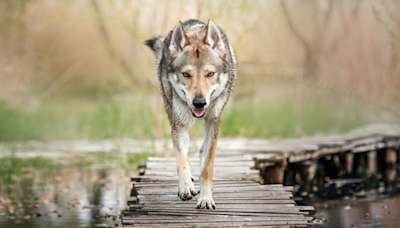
168,20 -> 229,118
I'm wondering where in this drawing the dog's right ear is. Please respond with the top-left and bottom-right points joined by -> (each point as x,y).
169,21 -> 190,58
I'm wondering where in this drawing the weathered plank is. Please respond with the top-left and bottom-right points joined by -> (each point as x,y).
132,207 -> 309,215
122,124 -> 400,227
137,199 -> 295,204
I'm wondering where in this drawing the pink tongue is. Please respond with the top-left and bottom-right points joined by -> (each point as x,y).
193,109 -> 205,117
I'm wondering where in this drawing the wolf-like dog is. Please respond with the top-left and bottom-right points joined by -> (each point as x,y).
145,19 -> 237,209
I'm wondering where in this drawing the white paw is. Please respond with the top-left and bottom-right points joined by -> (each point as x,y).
177,177 -> 197,201
196,195 -> 216,209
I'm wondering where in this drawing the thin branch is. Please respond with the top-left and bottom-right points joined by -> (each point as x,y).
90,0 -> 140,84
30,47 -> 100,110
281,0 -> 312,56
323,0 -> 335,32
160,1 -> 170,35
329,0 -> 354,52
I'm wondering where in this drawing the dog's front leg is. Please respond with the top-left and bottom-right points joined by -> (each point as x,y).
171,125 -> 197,201
196,116 -> 222,209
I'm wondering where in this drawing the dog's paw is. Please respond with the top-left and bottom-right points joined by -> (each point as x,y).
178,178 -> 197,201
196,196 -> 216,209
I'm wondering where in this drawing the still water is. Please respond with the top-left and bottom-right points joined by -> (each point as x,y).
313,194 -> 400,228
0,151 -> 138,228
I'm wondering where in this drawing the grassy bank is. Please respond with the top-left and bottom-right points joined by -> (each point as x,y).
220,99 -> 366,138
0,91 -> 373,141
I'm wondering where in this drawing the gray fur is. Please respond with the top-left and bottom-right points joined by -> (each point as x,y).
145,19 -> 237,209
145,19 -> 237,122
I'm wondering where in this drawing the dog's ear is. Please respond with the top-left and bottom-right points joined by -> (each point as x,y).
204,20 -> 225,58
169,21 -> 190,58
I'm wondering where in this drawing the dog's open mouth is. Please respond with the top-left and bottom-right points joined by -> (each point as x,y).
192,109 -> 205,118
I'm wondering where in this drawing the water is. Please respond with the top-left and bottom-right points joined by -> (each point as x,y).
0,151 -> 138,228
299,192 -> 400,228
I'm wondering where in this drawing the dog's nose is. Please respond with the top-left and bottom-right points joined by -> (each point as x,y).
192,97 -> 206,109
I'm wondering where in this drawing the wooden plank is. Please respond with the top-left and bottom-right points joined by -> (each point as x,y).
146,161 -> 255,167
137,195 -> 293,201
138,199 -> 295,204
131,175 -> 260,181
147,156 -> 255,162
137,192 -> 293,198
136,187 -> 289,193
145,167 -> 256,172
143,211 -> 310,218
132,207 -> 306,214
123,214 -> 312,221
135,185 -> 289,192
144,170 -> 259,176
122,222 -> 308,228
132,181 -> 259,188
298,206 -> 316,215
123,220 -> 310,226
123,216 -> 312,223
130,204 -> 299,211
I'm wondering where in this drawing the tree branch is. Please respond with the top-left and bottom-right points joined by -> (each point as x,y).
90,0 -> 140,84
281,0 -> 312,56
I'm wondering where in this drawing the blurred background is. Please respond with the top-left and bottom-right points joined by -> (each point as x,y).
1,1 -> 400,227
1,0 -> 400,142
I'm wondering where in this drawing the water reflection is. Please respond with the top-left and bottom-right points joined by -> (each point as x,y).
314,194 -> 400,228
0,152 -> 140,228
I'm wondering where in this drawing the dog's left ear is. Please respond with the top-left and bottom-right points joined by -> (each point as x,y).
204,20 -> 225,58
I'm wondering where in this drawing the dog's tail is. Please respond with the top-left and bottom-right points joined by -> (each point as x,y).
145,36 -> 165,66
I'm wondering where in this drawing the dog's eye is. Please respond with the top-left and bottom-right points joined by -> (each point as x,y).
207,72 -> 214,77
182,72 -> 190,77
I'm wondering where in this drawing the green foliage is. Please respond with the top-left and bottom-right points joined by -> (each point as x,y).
0,152 -> 58,201
0,101 -> 56,141
0,150 -> 152,206
396,72 -> 400,80
126,152 -> 153,168
0,95 -> 370,142
78,100 -> 155,139
221,99 -> 366,138
0,154 -> 56,185
0,150 -> 153,188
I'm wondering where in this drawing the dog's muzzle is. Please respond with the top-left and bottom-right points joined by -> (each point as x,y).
192,97 -> 206,118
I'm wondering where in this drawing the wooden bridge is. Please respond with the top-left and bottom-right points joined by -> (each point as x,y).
121,124 -> 400,227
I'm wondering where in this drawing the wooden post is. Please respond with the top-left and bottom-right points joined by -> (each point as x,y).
353,153 -> 366,177
277,159 -> 288,184
296,160 -> 317,192
345,153 -> 354,176
367,151 -> 377,177
385,148 -> 397,183
261,159 -> 287,184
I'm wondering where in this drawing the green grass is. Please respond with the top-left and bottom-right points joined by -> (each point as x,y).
0,92 -> 373,141
221,99 -> 366,138
77,100 -> 155,139
0,100 -> 59,141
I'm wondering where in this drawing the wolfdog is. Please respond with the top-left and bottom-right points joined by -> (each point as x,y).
145,19 -> 237,209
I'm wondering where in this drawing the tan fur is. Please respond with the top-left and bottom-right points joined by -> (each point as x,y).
201,115 -> 222,186
177,40 -> 220,102
145,19 -> 237,209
